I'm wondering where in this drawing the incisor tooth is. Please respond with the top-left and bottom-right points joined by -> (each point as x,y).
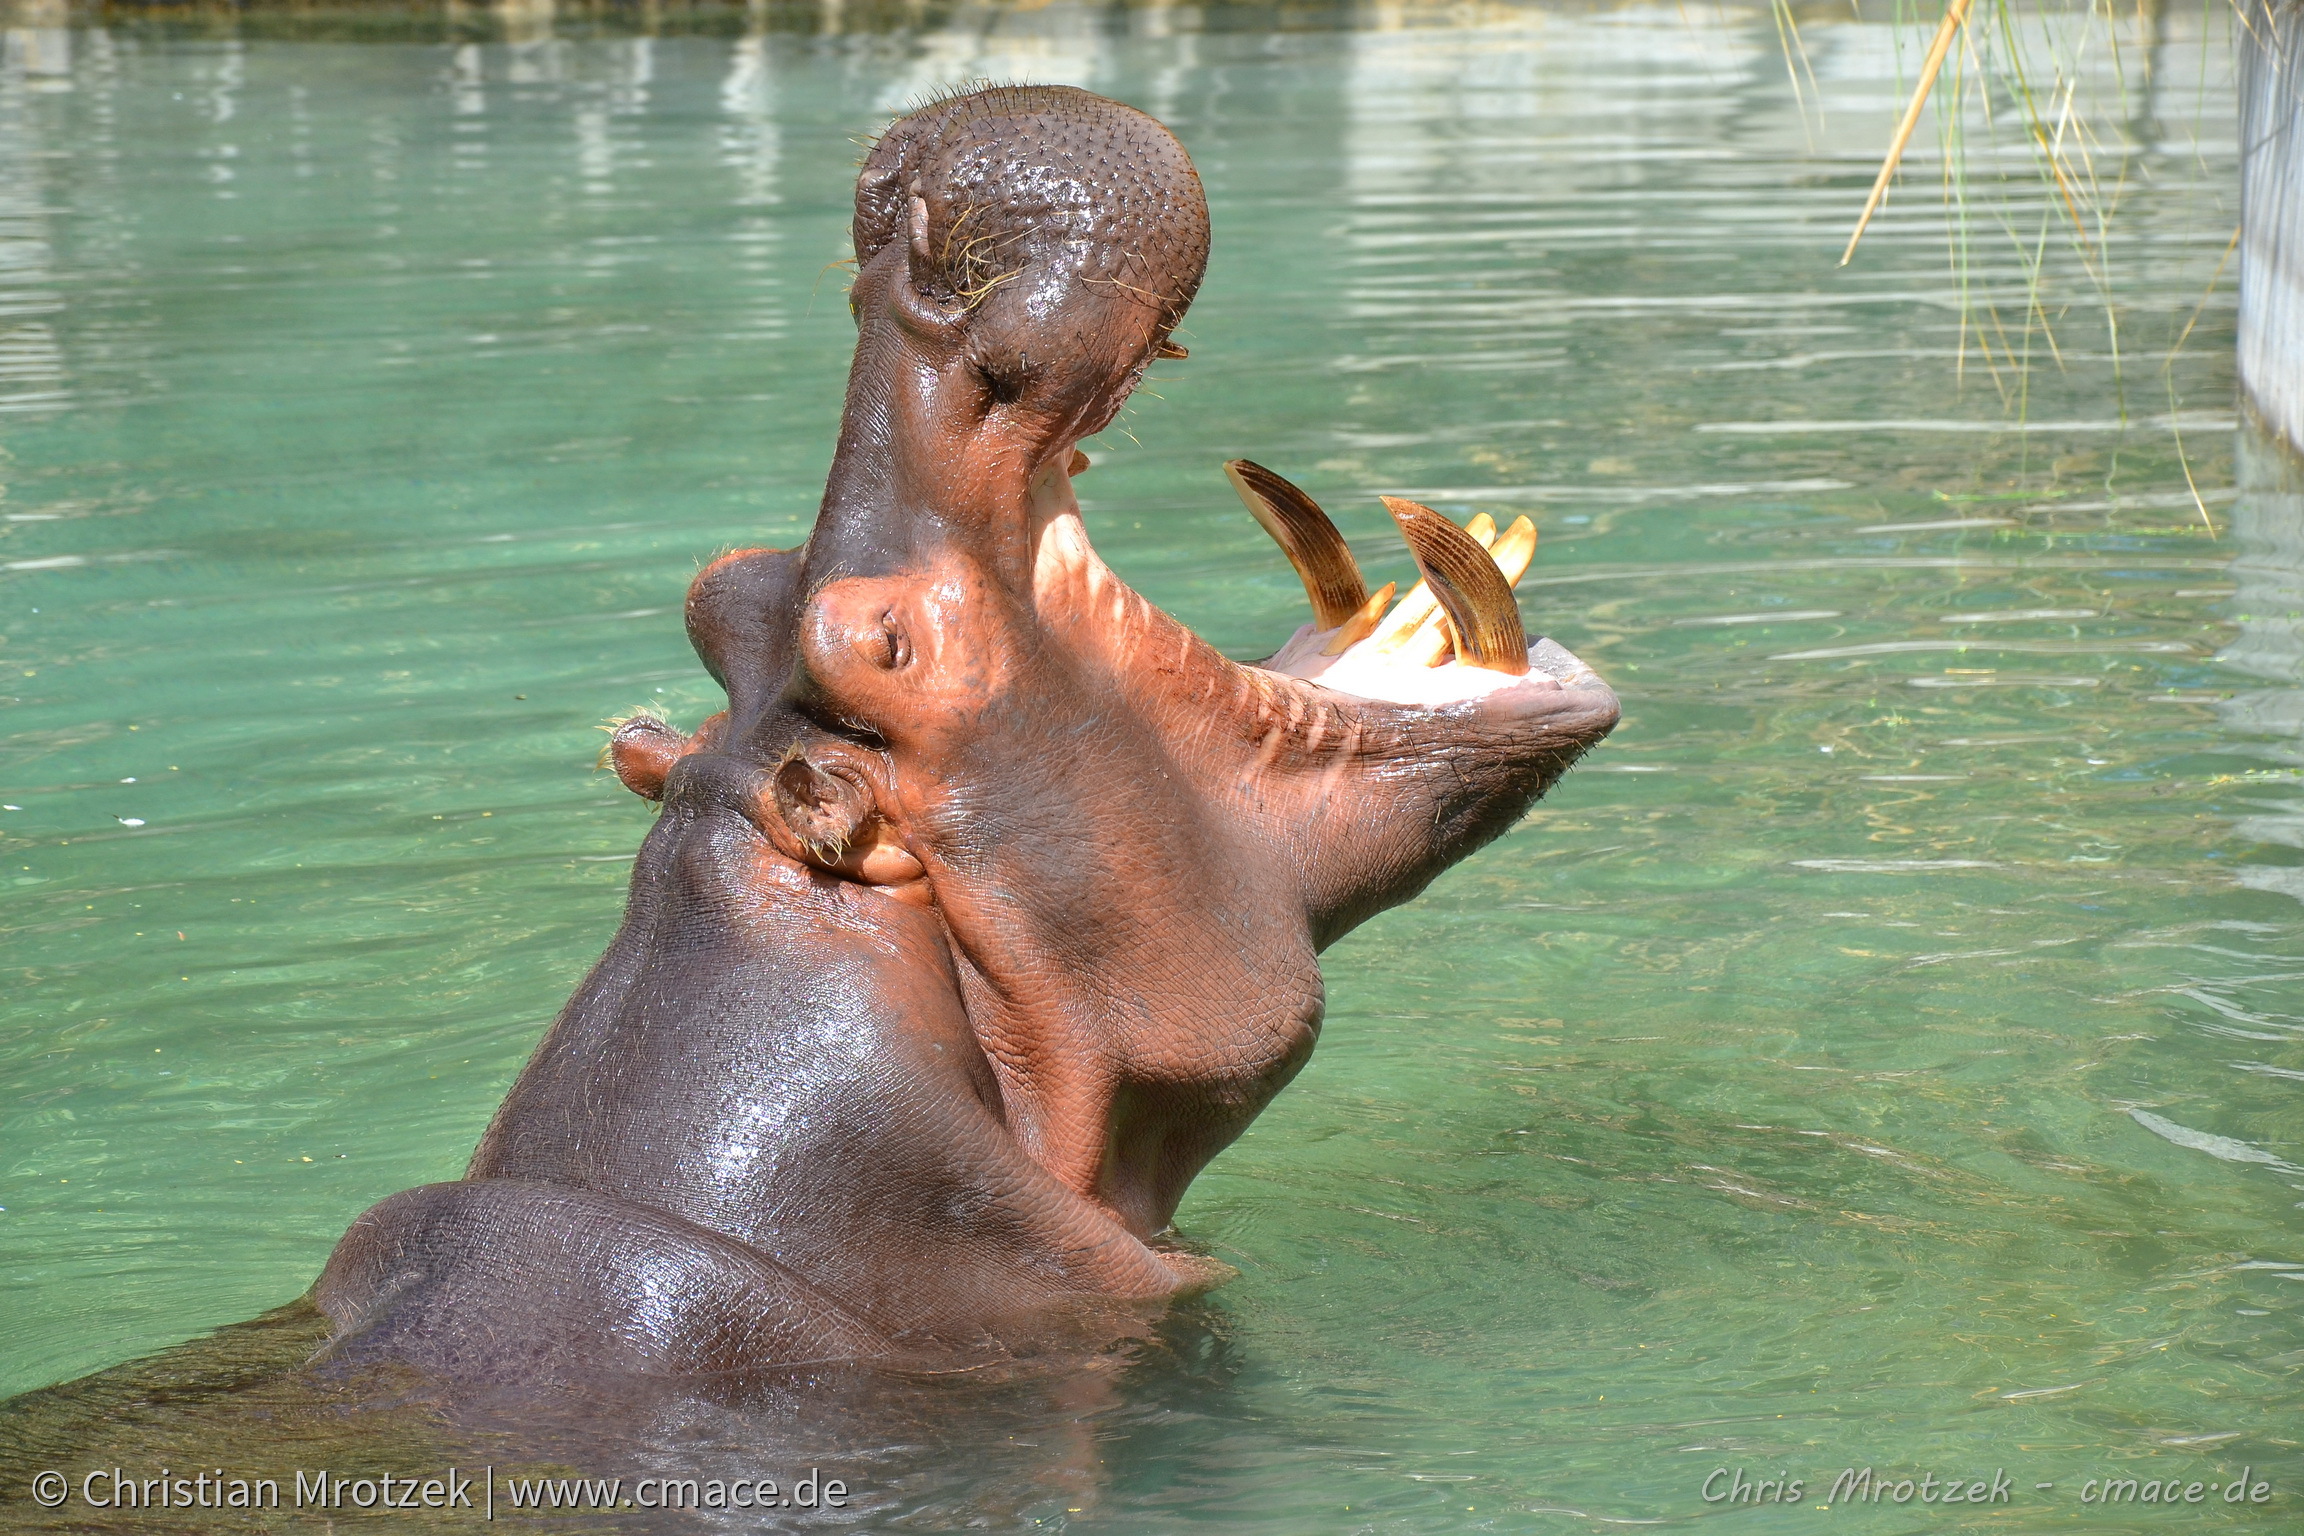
1368,586 -> 1438,654
1490,516 -> 1537,586
1321,581 -> 1397,655
1225,460 -> 1370,631
1406,618 -> 1455,669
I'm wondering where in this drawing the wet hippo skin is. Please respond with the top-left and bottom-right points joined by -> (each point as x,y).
312,85 -> 1619,1387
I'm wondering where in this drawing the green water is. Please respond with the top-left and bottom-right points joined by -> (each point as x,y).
3,1 -> 2299,1530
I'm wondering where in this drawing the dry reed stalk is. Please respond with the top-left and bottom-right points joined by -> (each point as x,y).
1841,0 -> 1979,266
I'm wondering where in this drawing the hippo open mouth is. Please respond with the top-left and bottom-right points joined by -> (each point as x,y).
311,86 -> 1617,1386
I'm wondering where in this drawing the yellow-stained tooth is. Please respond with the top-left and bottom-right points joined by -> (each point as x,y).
1490,516 -> 1537,586
1373,511 -> 1502,654
1405,609 -> 1459,669
1321,581 -> 1397,655
1367,586 -> 1438,653
1381,497 -> 1531,676
1371,513 -> 1496,655
1420,517 -> 1538,665
1225,459 -> 1371,631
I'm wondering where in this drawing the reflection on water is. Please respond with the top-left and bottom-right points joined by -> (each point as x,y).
2219,429 -> 2304,896
0,2 -> 2299,1531
0,1297 -> 1262,1533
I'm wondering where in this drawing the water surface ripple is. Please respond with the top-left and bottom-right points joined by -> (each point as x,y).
1,3 -> 2296,1531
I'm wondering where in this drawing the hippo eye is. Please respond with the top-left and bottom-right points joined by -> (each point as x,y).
873,610 -> 912,670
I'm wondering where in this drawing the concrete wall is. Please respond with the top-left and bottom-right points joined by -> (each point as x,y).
2241,0 -> 2304,457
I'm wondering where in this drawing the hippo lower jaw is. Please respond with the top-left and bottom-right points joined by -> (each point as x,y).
680,455 -> 1617,1250
1277,621 -> 1604,709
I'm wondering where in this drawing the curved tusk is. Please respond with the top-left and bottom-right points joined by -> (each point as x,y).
1371,512 -> 1494,656
1382,497 -> 1529,675
1412,515 -> 1536,666
1225,459 -> 1370,632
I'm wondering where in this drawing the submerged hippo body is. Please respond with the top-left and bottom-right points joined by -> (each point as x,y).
313,86 -> 1618,1386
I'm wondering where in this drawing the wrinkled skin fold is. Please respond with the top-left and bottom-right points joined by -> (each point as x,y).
313,85 -> 1619,1386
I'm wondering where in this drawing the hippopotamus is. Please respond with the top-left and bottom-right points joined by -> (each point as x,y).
310,84 -> 1617,1387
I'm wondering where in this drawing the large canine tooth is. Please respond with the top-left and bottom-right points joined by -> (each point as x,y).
1225,460 -> 1369,632
1411,517 -> 1535,666
1382,497 -> 1530,675
1371,512 -> 1495,656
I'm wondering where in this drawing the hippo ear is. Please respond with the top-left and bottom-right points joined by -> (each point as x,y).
761,744 -> 927,891
603,711 -> 729,802
606,715 -> 688,801
906,192 -> 935,282
768,749 -> 875,864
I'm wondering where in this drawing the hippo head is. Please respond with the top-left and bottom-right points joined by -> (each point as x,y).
604,86 -> 1617,1242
